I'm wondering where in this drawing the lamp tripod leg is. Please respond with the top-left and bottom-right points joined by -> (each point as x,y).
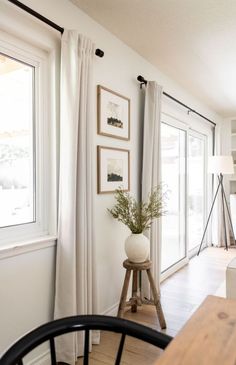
197,179 -> 222,256
221,178 -> 228,250
221,180 -> 236,246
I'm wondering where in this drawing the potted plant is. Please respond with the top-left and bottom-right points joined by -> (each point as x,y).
108,186 -> 166,263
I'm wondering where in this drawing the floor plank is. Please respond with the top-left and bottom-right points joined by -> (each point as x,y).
77,247 -> 236,364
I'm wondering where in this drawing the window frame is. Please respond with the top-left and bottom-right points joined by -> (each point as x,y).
0,51 -> 36,228
0,30 -> 56,246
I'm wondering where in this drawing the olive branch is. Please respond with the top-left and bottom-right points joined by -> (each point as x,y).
108,186 -> 167,234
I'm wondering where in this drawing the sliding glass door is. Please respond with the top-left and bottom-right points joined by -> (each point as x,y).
161,118 -> 209,275
188,131 -> 206,254
161,122 -> 186,272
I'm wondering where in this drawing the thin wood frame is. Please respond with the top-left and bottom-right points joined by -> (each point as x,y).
97,146 -> 130,194
97,85 -> 130,140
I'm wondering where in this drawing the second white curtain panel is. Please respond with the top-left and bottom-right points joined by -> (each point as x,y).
142,81 -> 163,294
54,30 -> 98,365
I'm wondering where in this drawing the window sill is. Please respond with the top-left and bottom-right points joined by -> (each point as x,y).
0,235 -> 57,260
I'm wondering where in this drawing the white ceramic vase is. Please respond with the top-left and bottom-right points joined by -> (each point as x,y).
124,233 -> 150,263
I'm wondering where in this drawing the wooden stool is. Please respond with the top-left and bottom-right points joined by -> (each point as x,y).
117,259 -> 166,329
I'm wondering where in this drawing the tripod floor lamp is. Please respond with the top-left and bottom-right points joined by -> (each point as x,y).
197,155 -> 236,255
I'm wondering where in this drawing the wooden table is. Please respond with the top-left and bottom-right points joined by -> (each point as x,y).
156,295 -> 236,365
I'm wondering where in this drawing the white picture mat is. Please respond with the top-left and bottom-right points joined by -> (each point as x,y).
99,148 -> 129,192
100,88 -> 129,139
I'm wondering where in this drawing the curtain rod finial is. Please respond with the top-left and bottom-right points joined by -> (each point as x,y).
95,48 -> 104,57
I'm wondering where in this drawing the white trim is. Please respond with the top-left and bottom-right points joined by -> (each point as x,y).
101,301 -> 119,316
187,130 -> 208,253
0,1 -> 60,51
188,243 -> 207,259
0,31 -> 47,65
27,349 -> 50,365
162,97 -> 216,133
161,257 -> 189,282
0,236 -> 56,260
161,111 -> 188,131
161,120 -> 187,275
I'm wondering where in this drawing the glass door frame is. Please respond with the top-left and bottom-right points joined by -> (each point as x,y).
187,129 -> 208,258
160,115 -> 189,282
160,113 -> 213,282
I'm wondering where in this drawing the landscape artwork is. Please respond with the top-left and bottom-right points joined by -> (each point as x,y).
106,101 -> 123,129
97,146 -> 130,193
97,85 -> 130,140
107,158 -> 123,182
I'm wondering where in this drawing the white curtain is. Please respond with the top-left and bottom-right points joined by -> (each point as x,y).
211,124 -> 231,247
54,30 -> 98,365
142,81 -> 163,292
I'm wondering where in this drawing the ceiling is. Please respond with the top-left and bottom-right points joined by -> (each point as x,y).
71,0 -> 236,117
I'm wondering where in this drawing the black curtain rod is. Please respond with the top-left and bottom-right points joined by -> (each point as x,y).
137,75 -> 216,127
7,0 -> 104,58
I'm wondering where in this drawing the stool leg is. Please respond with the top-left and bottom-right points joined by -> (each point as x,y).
117,269 -> 131,318
131,270 -> 138,313
146,269 -> 166,329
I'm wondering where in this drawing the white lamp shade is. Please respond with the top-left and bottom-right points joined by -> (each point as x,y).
208,155 -> 234,174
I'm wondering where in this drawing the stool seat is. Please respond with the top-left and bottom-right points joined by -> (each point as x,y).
117,259 -> 166,329
123,259 -> 152,270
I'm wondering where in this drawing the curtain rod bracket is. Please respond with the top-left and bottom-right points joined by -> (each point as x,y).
137,75 -> 147,85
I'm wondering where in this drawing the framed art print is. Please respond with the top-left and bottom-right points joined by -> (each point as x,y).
97,85 -> 130,140
97,146 -> 130,194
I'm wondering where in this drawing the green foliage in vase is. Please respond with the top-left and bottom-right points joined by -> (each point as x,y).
108,186 -> 166,234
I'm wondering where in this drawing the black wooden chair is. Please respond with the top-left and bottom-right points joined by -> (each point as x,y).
0,315 -> 173,365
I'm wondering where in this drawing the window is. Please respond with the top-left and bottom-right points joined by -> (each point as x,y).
0,54 -> 35,228
0,30 -> 58,246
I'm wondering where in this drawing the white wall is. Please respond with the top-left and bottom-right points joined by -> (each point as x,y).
0,0 -> 224,355
0,242 -> 56,356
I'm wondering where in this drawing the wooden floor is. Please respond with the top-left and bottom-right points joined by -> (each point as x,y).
77,247 -> 236,364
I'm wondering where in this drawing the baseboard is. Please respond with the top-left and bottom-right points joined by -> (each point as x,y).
25,304 -> 119,364
101,301 -> 119,316
27,349 -> 50,365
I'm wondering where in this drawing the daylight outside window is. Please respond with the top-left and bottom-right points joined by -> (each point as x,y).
0,53 -> 35,228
